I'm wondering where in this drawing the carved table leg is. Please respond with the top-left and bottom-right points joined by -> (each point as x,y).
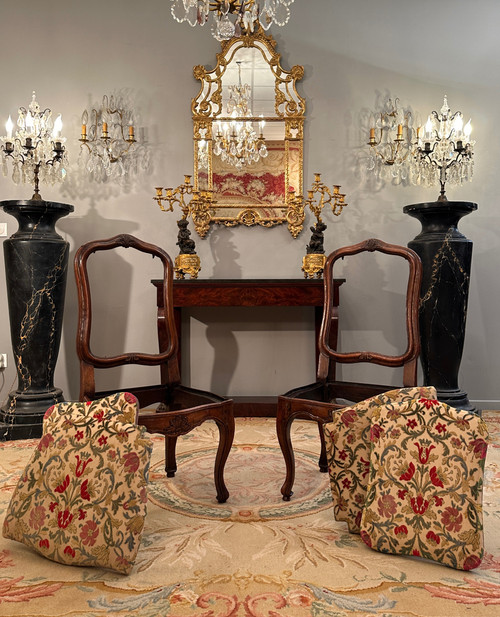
213,406 -> 235,504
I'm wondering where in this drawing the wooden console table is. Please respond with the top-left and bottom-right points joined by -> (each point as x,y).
152,279 -> 345,416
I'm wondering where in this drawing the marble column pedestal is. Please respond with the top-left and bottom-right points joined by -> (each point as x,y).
403,200 -> 478,414
0,200 -> 74,439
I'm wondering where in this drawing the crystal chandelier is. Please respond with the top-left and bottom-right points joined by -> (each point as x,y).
78,95 -> 141,183
212,62 -> 267,169
366,98 -> 413,183
412,95 -> 474,201
170,0 -> 294,41
0,92 -> 67,200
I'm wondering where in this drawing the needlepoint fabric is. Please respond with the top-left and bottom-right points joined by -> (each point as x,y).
2,392 -> 153,574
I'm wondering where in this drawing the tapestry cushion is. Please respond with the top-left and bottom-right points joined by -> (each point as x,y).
359,398 -> 488,570
323,386 -> 437,533
2,392 -> 153,575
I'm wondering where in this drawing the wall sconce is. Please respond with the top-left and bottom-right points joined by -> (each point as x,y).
412,95 -> 474,201
289,173 -> 347,279
155,176 -> 214,278
79,95 -> 141,182
366,98 -> 413,182
0,92 -> 67,200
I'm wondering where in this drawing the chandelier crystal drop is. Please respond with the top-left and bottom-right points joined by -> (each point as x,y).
411,95 -> 474,201
0,92 -> 67,199
170,0 -> 294,41
211,62 -> 267,169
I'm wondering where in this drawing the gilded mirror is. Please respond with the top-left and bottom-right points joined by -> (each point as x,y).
191,27 -> 305,237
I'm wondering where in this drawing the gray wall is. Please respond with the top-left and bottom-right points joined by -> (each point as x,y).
0,1 -> 498,407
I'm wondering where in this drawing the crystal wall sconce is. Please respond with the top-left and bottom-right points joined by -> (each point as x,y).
78,95 -> 142,182
0,92 -> 67,200
366,98 -> 413,183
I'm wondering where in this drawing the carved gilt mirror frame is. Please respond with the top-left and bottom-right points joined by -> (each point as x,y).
191,27 -> 305,238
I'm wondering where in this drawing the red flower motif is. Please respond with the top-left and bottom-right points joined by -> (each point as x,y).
340,408 -> 358,427
434,495 -> 443,507
435,423 -> 447,434
75,454 -> 93,477
29,505 -> 47,531
64,546 -> 76,558
406,418 -> 418,430
412,549 -> 421,556
342,478 -> 351,489
426,530 -> 441,545
398,488 -> 408,500
54,474 -> 70,494
394,525 -> 408,536
410,494 -> 430,515
39,539 -> 50,549
463,555 -> 482,571
78,508 -> 87,520
338,450 -> 348,461
80,520 -> 99,547
93,410 -> 104,423
399,462 -> 416,482
75,430 -> 84,441
470,438 -> 488,460
377,494 -> 397,518
419,398 -> 439,409
44,406 -> 55,420
49,501 -> 58,512
124,392 -> 138,405
441,506 -> 463,532
98,435 -> 108,446
415,442 -> 436,464
360,530 -> 372,548
80,479 -> 91,501
57,510 -> 73,529
360,457 -> 371,478
429,466 -> 445,488
37,433 -> 54,452
370,424 -> 384,443
354,511 -> 362,529
123,451 -> 140,474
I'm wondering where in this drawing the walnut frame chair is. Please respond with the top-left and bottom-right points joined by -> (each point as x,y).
74,234 -> 235,503
276,238 -> 422,500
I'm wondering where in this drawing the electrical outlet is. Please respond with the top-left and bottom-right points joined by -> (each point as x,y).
0,223 -> 7,237
0,354 -> 7,369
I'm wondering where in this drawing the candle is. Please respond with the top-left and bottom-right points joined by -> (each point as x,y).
5,115 -> 13,140
369,128 -> 375,139
81,124 -> 87,139
129,124 -> 134,139
53,114 -> 63,139
397,124 -> 403,137
102,122 -> 108,136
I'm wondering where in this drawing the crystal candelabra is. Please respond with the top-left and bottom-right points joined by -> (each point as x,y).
0,92 -> 67,200
288,173 -> 347,279
412,95 -> 474,201
170,0 -> 294,41
367,98 -> 413,182
79,95 -> 140,182
155,176 -> 215,276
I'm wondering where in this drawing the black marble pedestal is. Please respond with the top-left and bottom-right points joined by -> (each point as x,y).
0,200 -> 74,439
403,200 -> 478,414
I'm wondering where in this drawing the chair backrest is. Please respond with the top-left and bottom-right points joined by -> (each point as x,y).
74,234 -> 180,401
318,238 -> 422,388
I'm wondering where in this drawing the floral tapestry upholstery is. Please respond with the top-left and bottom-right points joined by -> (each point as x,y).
2,392 -> 153,574
323,387 -> 437,534
360,398 -> 488,570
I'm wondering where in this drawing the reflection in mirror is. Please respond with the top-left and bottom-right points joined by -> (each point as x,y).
192,27 -> 305,237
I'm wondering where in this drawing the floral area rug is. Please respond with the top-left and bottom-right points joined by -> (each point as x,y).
1,412 -> 499,616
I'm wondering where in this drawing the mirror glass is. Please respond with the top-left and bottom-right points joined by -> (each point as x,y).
192,29 -> 305,237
